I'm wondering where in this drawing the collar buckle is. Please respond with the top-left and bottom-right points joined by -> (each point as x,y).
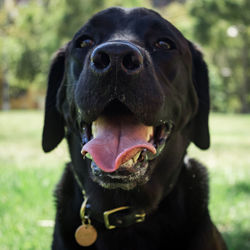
103,206 -> 146,229
135,212 -> 146,223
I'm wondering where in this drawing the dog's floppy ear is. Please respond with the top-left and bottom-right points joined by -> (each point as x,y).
42,47 -> 66,152
189,42 -> 210,150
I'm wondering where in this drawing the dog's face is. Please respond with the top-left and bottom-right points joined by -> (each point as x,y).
43,7 -> 209,201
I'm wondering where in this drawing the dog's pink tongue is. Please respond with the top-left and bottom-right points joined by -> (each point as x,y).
81,116 -> 156,172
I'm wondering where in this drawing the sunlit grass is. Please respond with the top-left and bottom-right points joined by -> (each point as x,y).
0,111 -> 250,249
189,113 -> 250,249
0,111 -> 69,250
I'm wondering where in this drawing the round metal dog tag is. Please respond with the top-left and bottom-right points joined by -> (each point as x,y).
75,224 -> 98,247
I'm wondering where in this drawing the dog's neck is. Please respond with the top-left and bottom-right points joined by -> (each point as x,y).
70,165 -> 147,230
70,155 -> 184,230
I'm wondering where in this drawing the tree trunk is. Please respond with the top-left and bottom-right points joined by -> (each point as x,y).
0,69 -> 10,110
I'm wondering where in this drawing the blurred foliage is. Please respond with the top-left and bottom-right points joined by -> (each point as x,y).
0,0 -> 105,89
0,0 -> 148,89
187,0 -> 250,113
0,0 -> 249,112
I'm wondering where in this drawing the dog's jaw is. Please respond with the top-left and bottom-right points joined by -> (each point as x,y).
79,112 -> 174,190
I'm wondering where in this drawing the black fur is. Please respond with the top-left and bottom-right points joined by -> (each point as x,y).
42,7 -> 227,250
42,48 -> 66,152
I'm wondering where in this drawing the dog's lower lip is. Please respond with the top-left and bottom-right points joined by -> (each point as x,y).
90,160 -> 150,190
91,160 -> 148,179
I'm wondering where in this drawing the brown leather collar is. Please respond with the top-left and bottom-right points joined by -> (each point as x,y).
86,204 -> 146,229
70,164 -> 146,229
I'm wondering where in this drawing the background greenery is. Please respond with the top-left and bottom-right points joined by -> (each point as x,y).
0,0 -> 250,112
0,111 -> 250,249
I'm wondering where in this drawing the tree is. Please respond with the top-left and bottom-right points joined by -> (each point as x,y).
0,0 -> 104,108
188,0 -> 250,113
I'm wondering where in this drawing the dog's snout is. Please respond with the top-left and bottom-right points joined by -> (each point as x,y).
90,41 -> 143,74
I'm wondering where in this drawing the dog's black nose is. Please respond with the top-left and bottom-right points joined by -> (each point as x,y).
90,41 -> 143,74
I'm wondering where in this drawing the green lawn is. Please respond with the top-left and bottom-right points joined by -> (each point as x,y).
0,111 -> 250,249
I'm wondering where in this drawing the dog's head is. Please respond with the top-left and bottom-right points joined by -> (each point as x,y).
42,7 -> 209,200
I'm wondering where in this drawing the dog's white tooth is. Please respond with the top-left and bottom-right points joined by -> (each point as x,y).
85,153 -> 93,160
91,122 -> 97,138
127,159 -> 134,167
146,126 -> 154,142
121,159 -> 134,168
132,151 -> 141,163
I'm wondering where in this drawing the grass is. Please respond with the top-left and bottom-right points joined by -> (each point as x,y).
189,114 -> 250,249
0,111 -> 69,250
0,111 -> 250,249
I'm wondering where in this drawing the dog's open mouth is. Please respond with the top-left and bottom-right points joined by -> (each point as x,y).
80,107 -> 173,190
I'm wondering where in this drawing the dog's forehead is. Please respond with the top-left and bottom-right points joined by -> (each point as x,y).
89,7 -> 162,26
77,7 -> 185,42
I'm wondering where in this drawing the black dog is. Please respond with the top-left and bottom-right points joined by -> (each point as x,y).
42,7 -> 227,250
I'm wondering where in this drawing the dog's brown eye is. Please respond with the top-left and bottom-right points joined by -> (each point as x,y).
80,39 -> 94,48
78,38 -> 95,48
155,39 -> 175,50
